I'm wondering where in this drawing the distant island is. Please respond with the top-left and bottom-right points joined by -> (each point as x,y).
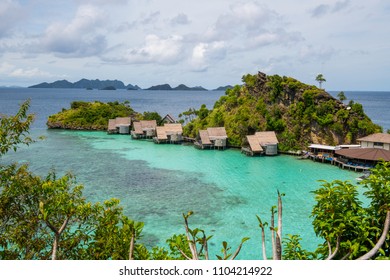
213,85 -> 234,91
145,83 -> 207,91
28,79 -> 140,90
28,79 -> 232,91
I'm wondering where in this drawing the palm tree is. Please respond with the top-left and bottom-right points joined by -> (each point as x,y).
315,74 -> 326,89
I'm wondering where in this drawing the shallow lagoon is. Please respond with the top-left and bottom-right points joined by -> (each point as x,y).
4,129 -> 359,259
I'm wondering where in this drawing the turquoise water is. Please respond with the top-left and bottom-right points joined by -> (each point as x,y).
4,129 -> 359,259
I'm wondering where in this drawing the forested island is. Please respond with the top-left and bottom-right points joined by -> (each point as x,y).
183,72 -> 381,150
47,101 -> 137,130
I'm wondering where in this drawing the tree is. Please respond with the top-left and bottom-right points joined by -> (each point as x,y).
169,211 -> 249,260
0,99 -> 34,155
256,191 -> 284,260
337,91 -> 347,102
315,74 -> 326,89
142,111 -> 162,125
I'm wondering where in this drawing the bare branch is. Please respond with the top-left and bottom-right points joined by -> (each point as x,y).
325,235 -> 340,260
177,248 -> 192,260
277,191 -> 283,260
357,210 -> 390,260
129,230 -> 135,260
182,213 -> 198,260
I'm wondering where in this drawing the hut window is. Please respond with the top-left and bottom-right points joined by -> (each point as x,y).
374,142 -> 384,147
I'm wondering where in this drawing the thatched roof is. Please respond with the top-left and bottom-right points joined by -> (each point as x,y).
164,123 -> 183,134
199,130 -> 212,145
154,123 -> 183,140
108,119 -> 117,131
108,117 -> 131,131
115,117 -> 131,126
207,127 -> 227,140
358,133 -> 390,144
156,126 -> 168,140
247,135 -> 263,152
132,120 -> 157,134
255,131 -> 279,145
133,122 -> 143,134
336,148 -> 390,162
140,120 -> 157,129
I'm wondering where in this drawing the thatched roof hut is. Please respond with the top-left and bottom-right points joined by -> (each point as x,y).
243,131 -> 278,156
107,117 -> 131,134
131,120 -> 157,139
154,123 -> 183,144
195,127 -> 227,149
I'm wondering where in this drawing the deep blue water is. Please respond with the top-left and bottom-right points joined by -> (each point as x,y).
0,88 -> 223,130
0,88 -> 389,259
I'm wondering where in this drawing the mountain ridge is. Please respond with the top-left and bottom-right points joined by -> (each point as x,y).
28,79 -> 230,91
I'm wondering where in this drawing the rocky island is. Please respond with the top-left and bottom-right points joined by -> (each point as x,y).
183,71 -> 382,151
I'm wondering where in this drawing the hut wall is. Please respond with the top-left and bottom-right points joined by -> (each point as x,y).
118,125 -> 130,134
214,138 -> 227,148
265,144 -> 278,155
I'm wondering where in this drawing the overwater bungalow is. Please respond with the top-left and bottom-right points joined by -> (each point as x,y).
107,117 -> 132,134
131,120 -> 157,139
153,123 -> 183,144
241,131 -> 279,156
194,127 -> 228,150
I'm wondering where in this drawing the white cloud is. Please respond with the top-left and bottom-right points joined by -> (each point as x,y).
311,0 -> 351,17
125,34 -> 184,65
299,45 -> 336,63
0,0 -> 25,38
205,1 -> 301,52
189,41 -> 226,72
40,5 -> 108,57
0,0 -> 388,90
10,67 -> 52,78
0,62 -> 53,79
170,13 -> 191,26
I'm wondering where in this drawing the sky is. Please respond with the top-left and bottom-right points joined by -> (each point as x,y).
0,0 -> 389,90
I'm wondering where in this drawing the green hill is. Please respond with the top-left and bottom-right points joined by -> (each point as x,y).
183,71 -> 382,151
47,101 -> 136,130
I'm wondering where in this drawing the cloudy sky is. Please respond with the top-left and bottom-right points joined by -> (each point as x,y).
0,0 -> 389,90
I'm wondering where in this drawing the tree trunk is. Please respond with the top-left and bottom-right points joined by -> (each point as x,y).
271,210 -> 277,260
277,191 -> 283,260
51,233 -> 60,260
129,231 -> 135,260
261,226 -> 267,260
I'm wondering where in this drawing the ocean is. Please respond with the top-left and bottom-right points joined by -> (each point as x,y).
0,88 -> 389,259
